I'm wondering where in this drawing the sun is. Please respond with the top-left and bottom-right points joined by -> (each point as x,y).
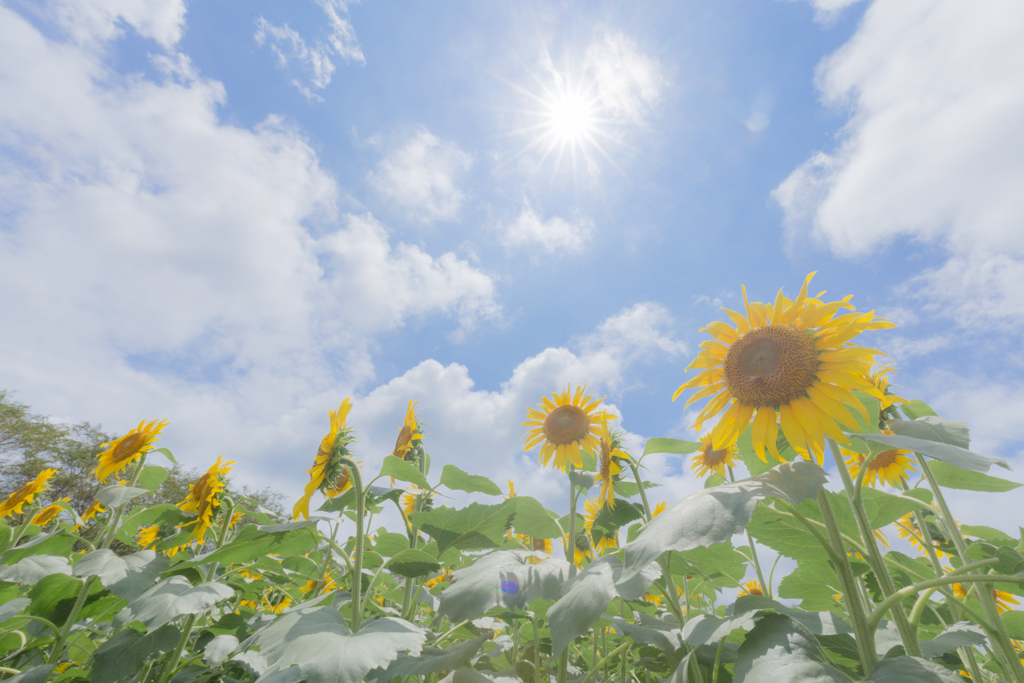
546,91 -> 597,144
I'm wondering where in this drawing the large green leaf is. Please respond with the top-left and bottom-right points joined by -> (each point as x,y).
643,438 -> 702,456
387,549 -> 441,578
736,427 -> 799,477
136,465 -> 169,492
885,417 -> 969,449
1,665 -> 55,683
927,461 -> 1022,492
440,465 -> 502,496
683,595 -> 851,648
849,432 -> 1008,473
673,542 -> 748,584
373,533 -> 409,558
776,558 -> 844,611
74,549 -> 168,601
204,634 -> 241,666
918,622 -> 987,659
859,488 -> 932,529
27,573 -> 87,623
864,656 -> 963,682
90,624 -> 180,683
732,613 -> 848,683
0,555 -> 71,585
612,614 -> 684,653
622,460 -> 828,580
0,597 -> 31,623
95,485 -> 149,507
378,456 -> 431,490
548,555 -> 661,656
507,496 -> 563,540
589,501 -> 644,543
747,506 -> 832,563
900,400 -> 937,420
123,576 -> 235,629
242,608 -> 426,683
3,531 -> 77,564
436,550 -> 570,622
367,634 -> 489,680
180,524 -> 319,568
410,502 -> 515,555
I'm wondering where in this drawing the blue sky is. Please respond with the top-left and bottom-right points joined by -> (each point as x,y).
2,0 -> 1022,544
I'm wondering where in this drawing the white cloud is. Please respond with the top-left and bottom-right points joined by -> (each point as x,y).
585,32 -> 664,125
773,0 -> 1024,327
0,3 -> 496,491
502,202 -> 593,255
255,0 -> 364,100
43,0 -> 187,47
368,130 -> 473,223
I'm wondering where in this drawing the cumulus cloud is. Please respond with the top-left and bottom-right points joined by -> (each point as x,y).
368,130 -> 473,223
773,0 -> 1024,328
585,32 -> 664,125
502,202 -> 593,255
0,2 -> 496,489
255,0 -> 363,100
42,0 -> 187,47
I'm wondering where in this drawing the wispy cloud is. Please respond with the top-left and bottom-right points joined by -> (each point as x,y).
501,202 -> 593,256
584,31 -> 665,126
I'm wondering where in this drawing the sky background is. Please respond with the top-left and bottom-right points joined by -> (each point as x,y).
2,0 -> 1023,568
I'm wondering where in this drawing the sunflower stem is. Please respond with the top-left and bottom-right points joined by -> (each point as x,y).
866,574 -> 1024,632
915,455 -> 1024,683
745,533 -> 771,599
827,439 -> 921,657
815,489 -> 877,672
626,459 -> 653,522
338,455 -> 364,631
7,501 -> 40,551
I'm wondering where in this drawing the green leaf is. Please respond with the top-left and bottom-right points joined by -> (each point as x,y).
124,576 -> 235,629
865,656 -> 964,682
204,634 -> 241,666
1,665 -> 56,683
439,465 -> 502,496
900,400 -> 937,420
378,456 -> 430,490
747,506 -> 827,563
0,597 -> 31,623
3,531 -> 77,564
683,595 -> 851,649
137,465 -> 169,492
243,607 -> 426,683
74,549 -> 169,601
919,622 -> 987,659
736,426 -> 797,477
613,479 -> 660,499
589,501 -> 644,543
387,549 -> 441,578
961,525 -> 1017,545
621,460 -> 828,581
151,447 -> 179,465
886,417 -> 970,449
372,533 -> 409,558
860,488 -> 932,529
568,470 -> 597,492
927,461 -> 1021,492
181,524 -> 319,568
282,554 -> 320,579
612,614 -> 684,653
1002,610 -> 1024,639
436,550 -> 570,623
733,613 -> 849,683
368,634 -> 489,680
507,496 -> 563,540
95,485 -> 149,507
0,555 -> 71,585
776,558 -> 844,611
410,502 -> 515,555
674,542 -> 748,584
548,555 -> 661,656
90,624 -> 180,683
849,432 -> 1008,473
643,438 -> 702,456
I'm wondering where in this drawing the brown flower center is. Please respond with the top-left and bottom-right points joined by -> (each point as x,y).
723,324 -> 818,407
869,449 -> 900,470
700,443 -> 731,467
111,432 -> 148,463
544,404 -> 591,445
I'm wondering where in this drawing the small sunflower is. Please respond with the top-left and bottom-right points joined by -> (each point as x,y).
0,468 -> 57,517
595,414 -> 626,509
401,485 -> 432,517
894,512 -> 951,559
530,537 -> 554,554
302,576 -> 338,594
674,272 -> 894,464
137,524 -> 160,548
94,419 -> 168,482
565,532 -> 593,568
953,584 -> 1021,613
738,579 -> 764,597
425,568 -> 454,589
393,400 -> 424,460
523,384 -> 613,472
844,444 -> 917,488
869,366 -> 907,412
652,501 -> 667,517
644,592 -> 663,605
74,499 -> 105,531
31,498 -> 69,527
690,433 -> 739,479
293,399 -> 356,521
583,496 -> 618,554
177,455 -> 235,544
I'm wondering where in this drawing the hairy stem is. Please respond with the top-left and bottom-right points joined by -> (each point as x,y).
338,456 -> 365,631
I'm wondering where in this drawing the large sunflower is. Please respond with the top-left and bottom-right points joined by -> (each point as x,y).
94,419 -> 168,482
595,414 -> 625,509
523,384 -> 612,471
583,496 -> 618,554
293,399 -> 355,521
673,272 -> 894,464
844,441 -> 917,488
178,455 -> 235,544
0,468 -> 57,517
690,433 -> 739,479
393,400 -> 423,460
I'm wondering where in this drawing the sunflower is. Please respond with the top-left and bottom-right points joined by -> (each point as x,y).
894,512 -> 951,559
94,419 -> 168,482
844,442 -> 917,488
137,524 -> 160,548
869,366 -> 907,412
293,399 -> 355,521
595,414 -> 626,509
425,568 -> 454,589
644,592 -> 663,605
738,579 -> 764,597
73,499 -> 105,531
523,384 -> 613,472
393,400 -> 424,460
953,584 -> 1021,613
0,468 -> 57,517
530,537 -> 554,554
673,272 -> 894,464
652,501 -> 666,518
31,498 -> 69,527
565,532 -> 593,568
690,433 -> 739,479
583,496 -> 618,554
302,576 -> 338,594
177,455 -> 235,544
401,485 -> 432,517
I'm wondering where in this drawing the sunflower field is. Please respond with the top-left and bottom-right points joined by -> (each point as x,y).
1,273 -> 1023,683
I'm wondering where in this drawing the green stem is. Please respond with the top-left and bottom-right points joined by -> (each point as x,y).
532,616 -> 542,682
627,459 -> 654,523
828,439 -> 920,657
712,637 -> 726,683
815,489 -> 877,671
867,574 -> 1024,632
338,456 -> 364,631
579,640 -> 630,683
100,453 -> 148,550
908,559 -> 999,628
7,501 -> 40,551
559,466 -> 579,683
746,533 -> 770,599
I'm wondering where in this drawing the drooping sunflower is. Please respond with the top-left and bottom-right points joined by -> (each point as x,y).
583,496 -> 618,554
177,455 -> 235,544
595,414 -> 626,509
523,384 -> 613,472
393,400 -> 424,460
401,485 -> 432,517
567,532 -> 593,568
94,419 -> 168,482
869,365 -> 907,412
738,579 -> 764,597
425,568 -> 454,589
137,524 -> 161,548
31,498 -> 69,527
690,433 -> 739,479
844,442 -> 917,488
953,584 -> 1021,613
293,399 -> 356,521
674,272 -> 894,464
73,499 -> 105,531
0,468 -> 57,517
